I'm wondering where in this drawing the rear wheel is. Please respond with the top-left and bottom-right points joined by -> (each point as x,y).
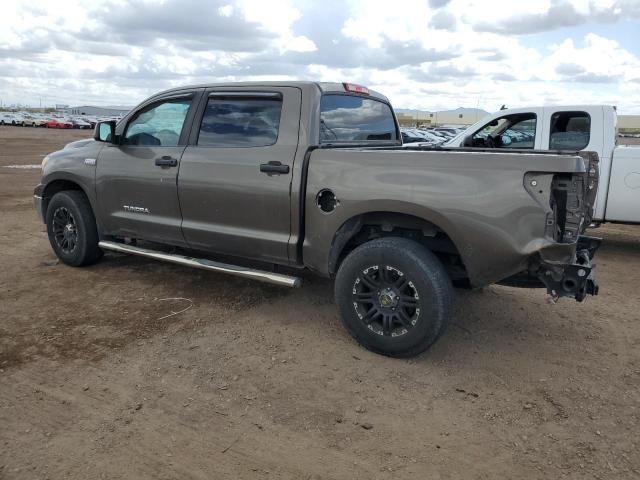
335,237 -> 451,357
46,191 -> 103,266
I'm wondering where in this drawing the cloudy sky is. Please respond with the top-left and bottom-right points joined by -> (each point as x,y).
1,0 -> 640,113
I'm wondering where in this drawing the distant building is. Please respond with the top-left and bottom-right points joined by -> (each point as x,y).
65,105 -> 131,117
618,115 -> 640,132
395,107 -> 490,127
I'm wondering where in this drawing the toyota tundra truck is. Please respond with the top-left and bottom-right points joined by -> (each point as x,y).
34,81 -> 600,357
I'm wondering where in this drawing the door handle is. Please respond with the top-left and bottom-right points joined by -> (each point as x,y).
260,161 -> 289,175
155,156 -> 178,167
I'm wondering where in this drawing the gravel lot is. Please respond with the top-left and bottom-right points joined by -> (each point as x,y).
1,127 -> 639,479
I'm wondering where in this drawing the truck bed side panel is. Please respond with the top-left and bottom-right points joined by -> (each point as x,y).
303,149 -> 586,286
605,146 -> 640,223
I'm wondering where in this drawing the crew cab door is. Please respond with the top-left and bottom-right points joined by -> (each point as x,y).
95,91 -> 201,245
178,87 -> 301,264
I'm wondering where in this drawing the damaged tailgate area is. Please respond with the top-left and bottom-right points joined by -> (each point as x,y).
505,151 -> 601,301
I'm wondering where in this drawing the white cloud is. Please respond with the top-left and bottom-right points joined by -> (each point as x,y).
218,5 -> 234,17
0,0 -> 639,113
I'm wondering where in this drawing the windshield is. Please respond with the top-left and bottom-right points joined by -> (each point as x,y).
320,95 -> 397,143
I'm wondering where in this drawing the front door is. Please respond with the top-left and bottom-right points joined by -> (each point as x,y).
96,94 -> 197,245
178,87 -> 301,264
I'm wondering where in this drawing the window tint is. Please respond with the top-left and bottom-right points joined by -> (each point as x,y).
549,111 -> 590,150
472,113 -> 536,149
198,96 -> 282,147
124,99 -> 191,146
320,95 -> 397,143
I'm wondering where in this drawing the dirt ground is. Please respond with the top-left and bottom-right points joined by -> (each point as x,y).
1,126 -> 639,480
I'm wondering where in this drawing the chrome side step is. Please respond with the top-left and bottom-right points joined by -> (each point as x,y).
98,241 -> 302,288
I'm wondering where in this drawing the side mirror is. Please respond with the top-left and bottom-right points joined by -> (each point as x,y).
462,135 -> 474,147
94,121 -> 116,143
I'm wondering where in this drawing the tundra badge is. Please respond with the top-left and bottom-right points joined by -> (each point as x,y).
123,205 -> 150,214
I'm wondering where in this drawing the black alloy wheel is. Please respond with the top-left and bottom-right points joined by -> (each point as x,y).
352,264 -> 420,338
51,206 -> 78,254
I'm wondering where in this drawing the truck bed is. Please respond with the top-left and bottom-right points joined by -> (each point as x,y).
303,147 -> 594,287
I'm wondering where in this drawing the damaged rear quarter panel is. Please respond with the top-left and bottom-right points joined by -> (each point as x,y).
303,148 -> 587,287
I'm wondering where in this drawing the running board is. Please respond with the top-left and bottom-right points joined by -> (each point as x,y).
98,241 -> 302,288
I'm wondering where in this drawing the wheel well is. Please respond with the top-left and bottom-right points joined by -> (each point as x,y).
329,212 -> 469,285
42,180 -> 86,217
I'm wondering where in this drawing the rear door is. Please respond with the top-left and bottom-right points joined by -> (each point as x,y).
178,87 -> 301,264
95,91 -> 201,244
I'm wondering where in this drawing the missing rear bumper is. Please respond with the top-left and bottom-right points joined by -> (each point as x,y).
538,236 -> 601,302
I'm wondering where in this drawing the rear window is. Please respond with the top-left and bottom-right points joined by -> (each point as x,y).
320,95 -> 397,143
549,111 -> 591,150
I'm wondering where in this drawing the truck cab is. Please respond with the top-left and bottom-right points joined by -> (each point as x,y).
447,105 -> 639,224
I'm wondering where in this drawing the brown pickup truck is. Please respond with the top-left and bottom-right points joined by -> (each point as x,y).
34,81 -> 600,357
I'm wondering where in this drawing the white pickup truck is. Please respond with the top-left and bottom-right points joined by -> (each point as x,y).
447,105 -> 639,225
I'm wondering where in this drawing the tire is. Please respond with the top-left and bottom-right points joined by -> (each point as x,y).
334,237 -> 451,357
46,191 -> 103,267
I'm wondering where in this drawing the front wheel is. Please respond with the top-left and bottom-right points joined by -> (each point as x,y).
335,237 -> 451,357
46,191 -> 103,266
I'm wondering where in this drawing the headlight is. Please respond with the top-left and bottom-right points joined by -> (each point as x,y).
41,155 -> 50,171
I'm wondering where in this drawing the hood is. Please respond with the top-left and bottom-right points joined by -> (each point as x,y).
63,138 -> 95,150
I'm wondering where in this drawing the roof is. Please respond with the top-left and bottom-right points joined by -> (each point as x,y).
151,81 -> 390,103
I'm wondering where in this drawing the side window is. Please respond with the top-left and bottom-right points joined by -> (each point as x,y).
471,113 -> 536,149
549,111 -> 591,150
124,98 -> 192,147
320,95 -> 397,142
197,95 -> 282,147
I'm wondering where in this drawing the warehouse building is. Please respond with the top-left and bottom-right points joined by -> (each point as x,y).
396,108 -> 490,127
618,115 -> 640,132
65,105 -> 131,117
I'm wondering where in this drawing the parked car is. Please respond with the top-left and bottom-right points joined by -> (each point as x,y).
447,105 -> 640,225
401,128 -> 443,145
414,130 -> 447,144
400,128 -> 429,143
82,117 -> 98,128
434,127 -> 459,137
71,118 -> 92,129
19,113 -> 47,127
0,112 -> 21,126
423,128 -> 449,139
46,118 -> 73,129
34,81 -> 600,357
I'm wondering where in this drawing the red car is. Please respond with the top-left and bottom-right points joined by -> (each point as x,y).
46,118 -> 73,129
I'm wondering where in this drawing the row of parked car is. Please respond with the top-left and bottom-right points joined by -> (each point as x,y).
400,126 -> 467,145
0,112 -> 121,130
